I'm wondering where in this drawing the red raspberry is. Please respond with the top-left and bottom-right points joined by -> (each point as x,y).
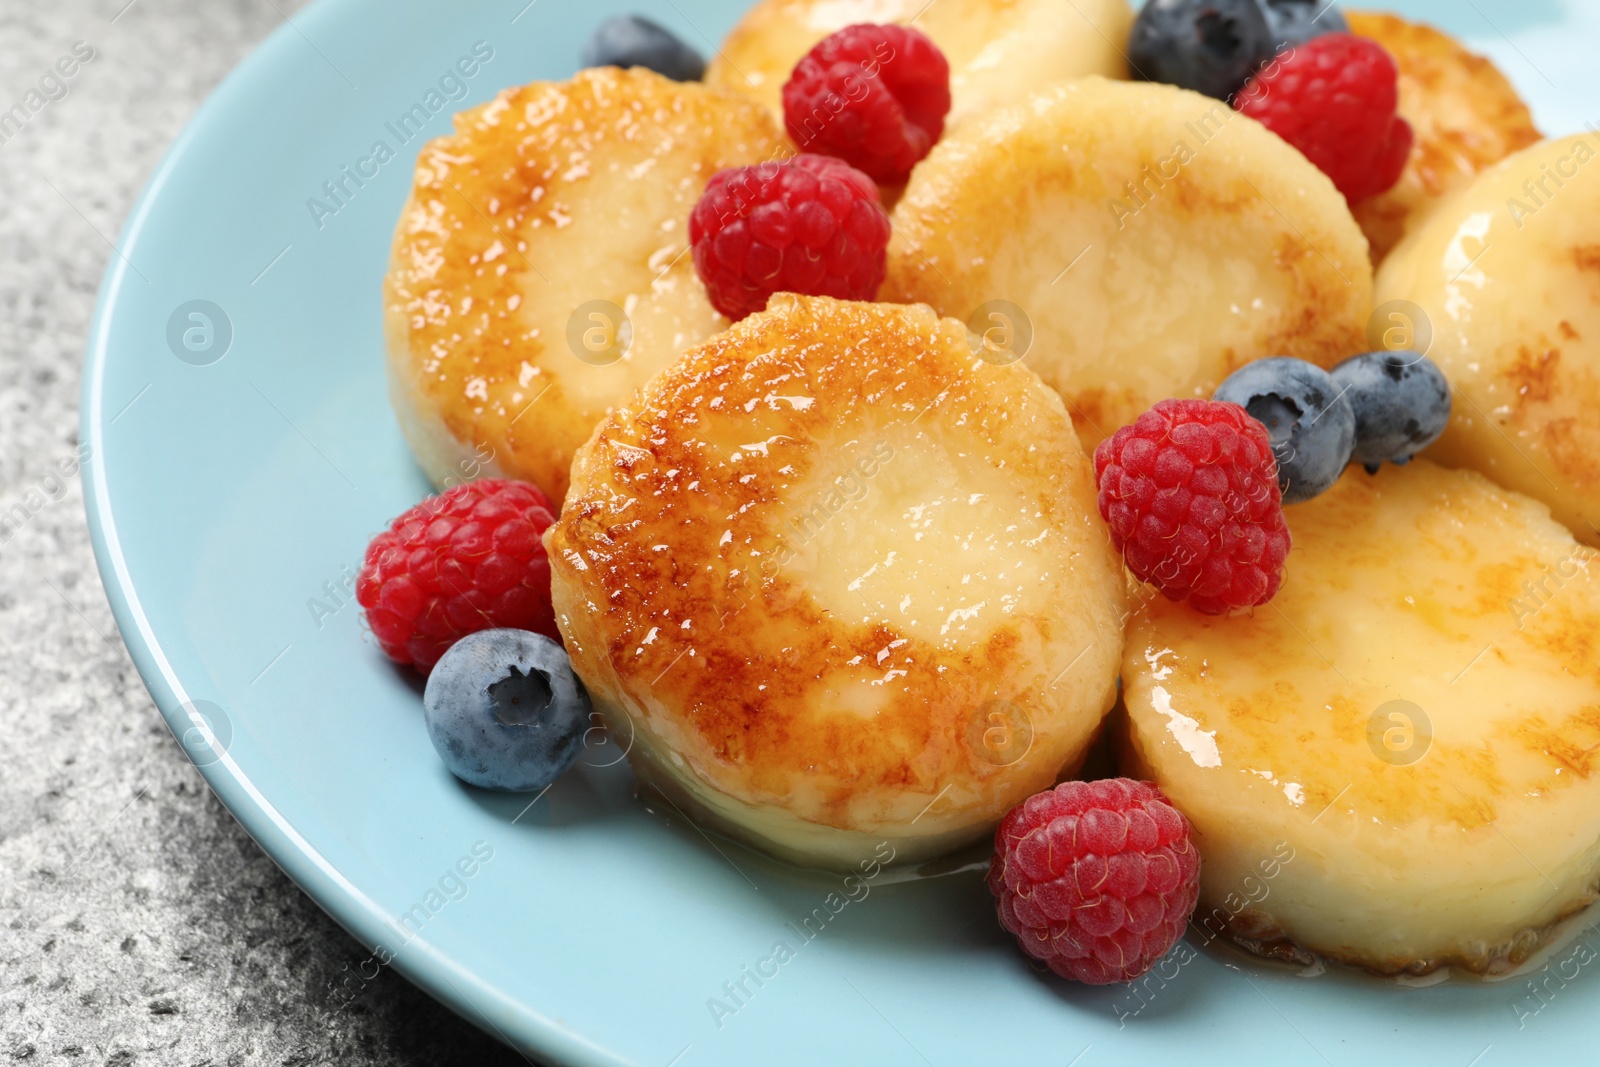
689,153 -> 891,321
356,479 -> 559,672
1094,399 -> 1290,615
989,779 -> 1200,985
1233,33 -> 1413,203
782,24 -> 951,186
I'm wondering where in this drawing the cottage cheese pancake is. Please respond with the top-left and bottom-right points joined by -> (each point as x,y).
546,295 -> 1127,869
384,68 -> 786,502
1122,461 -> 1600,974
1348,10 -> 1541,265
1377,133 -> 1600,547
883,77 -> 1372,453
705,0 -> 1133,131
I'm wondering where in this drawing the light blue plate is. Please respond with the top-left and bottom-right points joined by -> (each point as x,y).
81,1 -> 1600,1063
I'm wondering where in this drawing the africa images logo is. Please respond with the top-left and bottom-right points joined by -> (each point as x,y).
0,41 -> 96,146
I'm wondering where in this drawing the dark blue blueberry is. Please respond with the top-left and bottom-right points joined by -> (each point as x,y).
581,15 -> 706,82
1214,357 -> 1356,504
424,629 -> 589,792
1257,0 -> 1348,52
1330,351 -> 1452,473
1129,0 -> 1276,102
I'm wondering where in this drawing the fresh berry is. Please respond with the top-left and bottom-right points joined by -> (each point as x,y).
1331,351 -> 1452,472
988,779 -> 1201,985
782,24 -> 950,186
580,15 -> 706,82
690,153 -> 891,321
1094,399 -> 1290,615
424,629 -> 590,792
1214,357 -> 1356,503
1129,0 -> 1275,102
1257,0 -> 1347,51
357,479 -> 559,672
1234,32 -> 1413,202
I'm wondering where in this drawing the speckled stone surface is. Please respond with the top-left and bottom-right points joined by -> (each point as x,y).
0,2 -> 530,1063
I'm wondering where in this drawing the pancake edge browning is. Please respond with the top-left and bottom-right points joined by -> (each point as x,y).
546,294 -> 1128,869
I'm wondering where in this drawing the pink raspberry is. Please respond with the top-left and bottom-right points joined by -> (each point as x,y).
1234,32 -> 1413,203
988,779 -> 1201,985
1094,398 -> 1291,615
782,23 -> 951,186
689,153 -> 890,321
356,479 -> 559,672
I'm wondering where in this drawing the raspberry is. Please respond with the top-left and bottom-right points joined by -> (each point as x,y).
988,779 -> 1201,985
356,479 -> 559,672
689,153 -> 891,321
782,24 -> 951,186
1093,399 -> 1291,615
1233,32 -> 1413,203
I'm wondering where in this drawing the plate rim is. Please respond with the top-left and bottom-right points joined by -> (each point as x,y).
75,1 -> 1600,1064
77,2 -> 627,1062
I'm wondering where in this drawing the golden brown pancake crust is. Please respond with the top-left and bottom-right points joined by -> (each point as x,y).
1348,11 -> 1541,264
883,78 -> 1370,451
1122,462 -> 1600,974
384,68 -> 786,501
547,295 -> 1126,861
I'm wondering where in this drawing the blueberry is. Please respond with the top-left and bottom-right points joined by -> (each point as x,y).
1257,0 -> 1348,52
1214,357 -> 1356,504
1330,351 -> 1452,473
1129,0 -> 1276,102
424,629 -> 590,792
581,15 -> 706,82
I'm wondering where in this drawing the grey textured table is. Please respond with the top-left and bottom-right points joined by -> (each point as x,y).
0,2 -> 528,1062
